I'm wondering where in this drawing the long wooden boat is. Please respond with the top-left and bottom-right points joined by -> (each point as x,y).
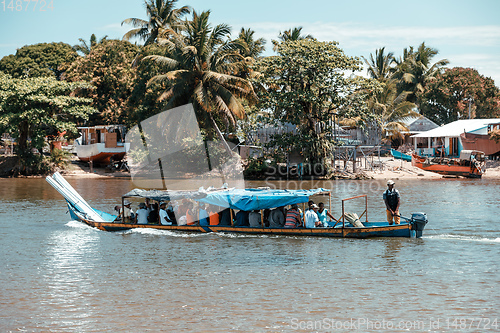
391,149 -> 412,162
460,132 -> 500,156
75,125 -> 129,165
47,173 -> 428,239
411,150 -> 485,178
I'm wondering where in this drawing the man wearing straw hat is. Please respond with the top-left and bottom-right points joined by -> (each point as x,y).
383,180 -> 400,225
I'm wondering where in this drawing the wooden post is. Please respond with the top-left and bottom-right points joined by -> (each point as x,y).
260,210 -> 264,228
328,193 -> 332,224
230,208 -> 234,226
353,146 -> 357,173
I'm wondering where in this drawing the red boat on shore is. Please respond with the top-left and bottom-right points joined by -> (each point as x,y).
411,150 -> 485,178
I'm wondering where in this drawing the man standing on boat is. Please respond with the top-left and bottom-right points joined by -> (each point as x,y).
383,180 -> 400,225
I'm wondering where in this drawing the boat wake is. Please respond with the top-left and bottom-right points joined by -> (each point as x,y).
65,220 -> 95,230
425,234 -> 500,244
124,228 -> 211,237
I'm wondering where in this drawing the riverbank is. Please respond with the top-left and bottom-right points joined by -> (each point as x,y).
361,156 -> 500,180
2,155 -> 500,179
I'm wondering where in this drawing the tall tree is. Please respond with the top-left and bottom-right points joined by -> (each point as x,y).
122,0 -> 190,46
0,42 -> 77,80
258,39 -> 366,174
234,28 -> 266,58
393,42 -> 449,107
363,47 -> 395,82
73,34 -> 108,56
0,72 -> 96,175
144,10 -> 257,142
65,39 -> 140,125
419,67 -> 500,124
232,28 -> 266,80
368,79 -> 419,140
272,27 -> 314,51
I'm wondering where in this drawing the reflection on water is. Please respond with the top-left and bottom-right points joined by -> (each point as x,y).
0,177 -> 499,332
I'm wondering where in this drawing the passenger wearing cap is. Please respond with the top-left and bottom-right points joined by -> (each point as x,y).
136,202 -> 149,225
304,204 -> 321,228
383,180 -> 400,225
159,202 -> 172,225
119,200 -> 134,223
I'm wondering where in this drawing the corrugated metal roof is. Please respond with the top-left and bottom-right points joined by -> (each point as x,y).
411,119 -> 500,138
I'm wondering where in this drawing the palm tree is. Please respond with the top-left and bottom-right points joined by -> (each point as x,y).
272,27 -> 314,50
369,79 -> 419,141
231,28 -> 266,80
234,28 -> 266,59
73,34 -> 108,55
143,10 -> 257,149
394,42 -> 449,106
121,0 -> 190,46
362,47 -> 395,83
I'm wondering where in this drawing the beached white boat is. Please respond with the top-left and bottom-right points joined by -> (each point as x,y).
75,125 -> 129,165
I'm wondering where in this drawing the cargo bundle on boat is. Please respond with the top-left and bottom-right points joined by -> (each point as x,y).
47,172 -> 428,239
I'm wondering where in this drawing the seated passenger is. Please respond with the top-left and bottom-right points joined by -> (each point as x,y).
304,204 -> 321,228
208,205 -> 220,225
148,203 -> 159,224
284,204 -> 302,228
268,206 -> 285,228
136,203 -> 149,224
159,202 -> 172,225
166,202 -> 177,224
234,210 -> 250,227
219,208 -> 233,226
198,203 -> 209,226
186,202 -> 196,225
119,200 -> 134,223
317,202 -> 336,227
248,210 -> 261,227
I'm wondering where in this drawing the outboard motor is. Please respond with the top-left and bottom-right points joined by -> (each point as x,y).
410,212 -> 428,238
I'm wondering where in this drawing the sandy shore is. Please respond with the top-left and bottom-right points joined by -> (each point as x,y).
61,158 -> 131,178
361,156 -> 500,180
61,156 -> 500,180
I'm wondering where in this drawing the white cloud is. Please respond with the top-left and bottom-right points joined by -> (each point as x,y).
247,21 -> 500,86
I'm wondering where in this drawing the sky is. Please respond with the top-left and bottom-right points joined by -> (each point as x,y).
1,0 -> 499,85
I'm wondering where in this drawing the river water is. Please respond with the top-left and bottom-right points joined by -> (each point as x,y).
0,177 -> 498,332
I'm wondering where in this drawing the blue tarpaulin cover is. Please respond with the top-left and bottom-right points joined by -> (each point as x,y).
197,188 -> 329,211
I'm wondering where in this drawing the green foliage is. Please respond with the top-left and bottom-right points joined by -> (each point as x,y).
127,44 -> 172,123
419,67 -> 500,124
122,0 -> 190,46
0,72 -> 96,174
73,34 -> 108,56
144,10 -> 257,138
256,39 -> 368,172
65,39 -> 140,126
362,47 -> 395,82
243,155 -> 270,179
0,42 -> 77,80
50,148 -> 70,167
490,129 -> 500,144
393,42 -> 449,107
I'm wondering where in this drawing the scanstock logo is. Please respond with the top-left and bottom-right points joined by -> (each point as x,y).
125,104 -> 245,221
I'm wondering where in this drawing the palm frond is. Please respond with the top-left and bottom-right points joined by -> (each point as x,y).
122,18 -> 148,28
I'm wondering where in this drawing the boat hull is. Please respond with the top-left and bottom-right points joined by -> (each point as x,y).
460,132 -> 500,156
411,154 -> 482,178
76,143 -> 129,164
391,149 -> 412,162
77,214 -> 418,238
